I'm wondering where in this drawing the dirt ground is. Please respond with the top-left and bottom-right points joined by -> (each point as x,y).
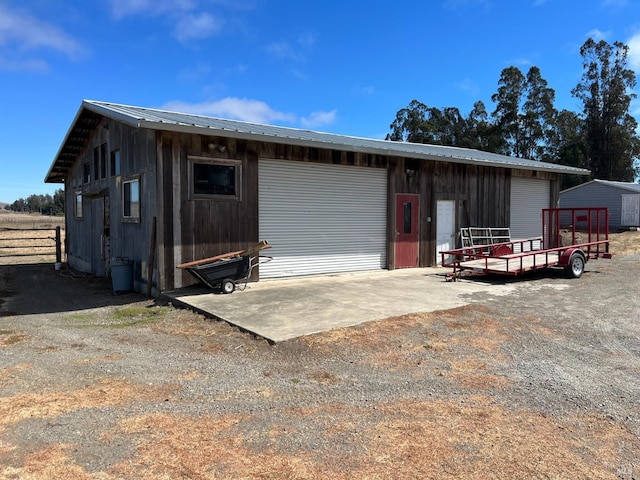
0,231 -> 639,479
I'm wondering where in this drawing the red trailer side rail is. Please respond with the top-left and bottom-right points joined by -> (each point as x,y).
440,207 -> 612,280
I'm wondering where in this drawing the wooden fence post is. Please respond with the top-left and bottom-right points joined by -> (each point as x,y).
146,217 -> 157,297
55,226 -> 62,263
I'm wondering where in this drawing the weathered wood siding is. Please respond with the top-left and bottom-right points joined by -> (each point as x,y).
64,114 -> 562,293
157,133 -> 389,290
64,118 -> 157,292
387,158 -> 514,266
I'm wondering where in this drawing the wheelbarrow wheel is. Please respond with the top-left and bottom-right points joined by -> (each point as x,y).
221,278 -> 236,294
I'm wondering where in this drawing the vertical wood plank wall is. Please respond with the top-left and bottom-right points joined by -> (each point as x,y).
158,133 -> 561,289
64,115 -> 561,293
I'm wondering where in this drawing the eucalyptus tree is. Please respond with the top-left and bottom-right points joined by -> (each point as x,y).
387,100 -> 433,143
550,109 -> 589,188
571,38 -> 640,181
458,100 -> 500,151
388,100 -> 497,151
491,66 -> 525,157
491,66 -> 557,160
522,66 -> 557,162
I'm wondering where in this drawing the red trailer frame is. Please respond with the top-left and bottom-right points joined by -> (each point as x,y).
440,207 -> 612,281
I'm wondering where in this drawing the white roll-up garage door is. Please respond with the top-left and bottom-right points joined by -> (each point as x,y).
259,159 -> 387,278
510,176 -> 550,242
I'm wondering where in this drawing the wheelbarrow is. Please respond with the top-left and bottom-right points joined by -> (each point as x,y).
177,241 -> 272,294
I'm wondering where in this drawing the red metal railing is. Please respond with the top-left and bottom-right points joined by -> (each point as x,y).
542,207 -> 609,257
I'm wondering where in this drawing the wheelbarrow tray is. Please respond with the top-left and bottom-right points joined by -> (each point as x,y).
184,255 -> 251,290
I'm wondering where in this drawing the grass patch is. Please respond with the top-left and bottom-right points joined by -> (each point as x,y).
109,306 -> 168,328
65,306 -> 169,329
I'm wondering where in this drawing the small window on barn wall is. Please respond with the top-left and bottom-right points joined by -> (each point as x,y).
110,149 -> 121,176
122,177 -> 140,222
188,156 -> 242,201
83,162 -> 91,183
93,147 -> 100,180
74,192 -> 83,218
100,143 -> 107,179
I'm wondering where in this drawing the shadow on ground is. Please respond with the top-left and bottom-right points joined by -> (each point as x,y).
0,263 -> 147,316
450,265 -> 608,285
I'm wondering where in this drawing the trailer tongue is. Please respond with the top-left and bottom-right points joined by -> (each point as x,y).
440,208 -> 612,281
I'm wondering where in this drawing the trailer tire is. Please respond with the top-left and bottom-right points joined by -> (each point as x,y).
221,279 -> 236,294
566,252 -> 585,279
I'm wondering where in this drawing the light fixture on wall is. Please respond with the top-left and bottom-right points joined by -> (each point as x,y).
405,168 -> 415,177
208,142 -> 227,153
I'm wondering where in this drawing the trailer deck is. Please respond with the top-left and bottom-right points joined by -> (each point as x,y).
456,249 -> 561,275
441,208 -> 612,280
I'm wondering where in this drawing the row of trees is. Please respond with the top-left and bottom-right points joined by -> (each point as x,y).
388,38 -> 640,187
4,189 -> 65,216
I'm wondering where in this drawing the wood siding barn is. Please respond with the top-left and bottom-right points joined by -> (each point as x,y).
46,101 -> 587,295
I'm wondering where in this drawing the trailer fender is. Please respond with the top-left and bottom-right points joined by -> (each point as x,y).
559,248 -> 586,267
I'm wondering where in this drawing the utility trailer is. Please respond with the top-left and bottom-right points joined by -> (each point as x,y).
440,207 -> 612,281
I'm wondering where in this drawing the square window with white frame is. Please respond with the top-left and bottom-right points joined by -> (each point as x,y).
122,177 -> 140,221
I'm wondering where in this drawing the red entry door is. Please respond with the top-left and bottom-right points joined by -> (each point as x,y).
395,194 -> 420,268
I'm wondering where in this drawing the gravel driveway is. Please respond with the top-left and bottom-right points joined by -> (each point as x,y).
1,243 -> 639,479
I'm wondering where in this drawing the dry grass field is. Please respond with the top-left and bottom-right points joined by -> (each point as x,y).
0,212 -> 65,265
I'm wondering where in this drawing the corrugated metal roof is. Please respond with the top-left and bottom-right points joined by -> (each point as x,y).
45,99 -> 591,183
593,179 -> 640,192
560,179 -> 640,194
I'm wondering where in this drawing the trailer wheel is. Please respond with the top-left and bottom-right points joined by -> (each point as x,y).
566,252 -> 585,279
221,279 -> 236,294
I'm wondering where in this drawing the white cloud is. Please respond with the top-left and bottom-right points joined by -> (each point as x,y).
456,78 -> 480,97
266,32 -> 317,63
107,0 -> 225,43
161,98 -> 297,124
0,4 -> 84,58
266,41 -> 304,62
586,28 -> 609,41
0,56 -> 49,72
297,32 -> 317,49
628,32 -> 640,73
174,12 -> 223,42
351,85 -> 375,96
161,98 -> 338,128
107,0 -> 196,19
0,4 -> 85,71
300,110 -> 338,128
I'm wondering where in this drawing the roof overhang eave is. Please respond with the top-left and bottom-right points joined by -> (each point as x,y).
142,120 -> 591,176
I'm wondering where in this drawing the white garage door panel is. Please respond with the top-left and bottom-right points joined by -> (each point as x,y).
259,159 -> 387,278
510,177 -> 550,251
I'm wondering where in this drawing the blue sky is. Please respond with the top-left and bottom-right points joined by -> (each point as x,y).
1,0 -> 639,203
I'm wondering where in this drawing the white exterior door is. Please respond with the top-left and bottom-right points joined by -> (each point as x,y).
258,159 -> 387,278
436,200 -> 456,264
621,194 -> 640,227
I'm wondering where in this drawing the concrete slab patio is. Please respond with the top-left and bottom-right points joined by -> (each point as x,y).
163,267 -> 520,343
